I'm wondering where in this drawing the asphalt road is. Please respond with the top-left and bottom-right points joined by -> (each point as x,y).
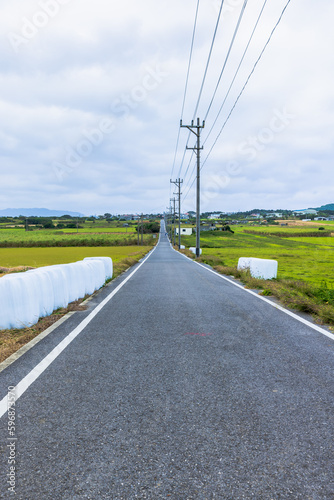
0,223 -> 333,499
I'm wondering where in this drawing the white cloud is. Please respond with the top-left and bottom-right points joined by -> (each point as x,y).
0,0 -> 333,214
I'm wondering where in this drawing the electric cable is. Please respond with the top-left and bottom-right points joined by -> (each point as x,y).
204,0 -> 249,122
203,0 -> 268,146
192,0 -> 225,122
177,0 -> 225,180
202,0 -> 292,169
183,0 -> 292,201
170,0 -> 200,180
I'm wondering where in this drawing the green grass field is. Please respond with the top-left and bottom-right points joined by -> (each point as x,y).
0,246 -> 151,268
180,227 -> 334,286
0,228 -> 152,247
62,227 -> 137,233
238,223 -> 334,233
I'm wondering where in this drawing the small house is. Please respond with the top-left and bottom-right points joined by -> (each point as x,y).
175,227 -> 193,236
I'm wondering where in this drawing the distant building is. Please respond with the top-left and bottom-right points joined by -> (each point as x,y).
208,213 -> 222,220
293,209 -> 318,216
119,214 -> 141,221
175,227 -> 193,236
265,213 -> 283,219
197,224 -> 217,232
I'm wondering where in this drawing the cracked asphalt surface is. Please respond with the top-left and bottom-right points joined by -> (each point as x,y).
0,223 -> 333,499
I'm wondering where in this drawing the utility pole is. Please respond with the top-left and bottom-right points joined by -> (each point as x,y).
141,213 -> 143,245
170,198 -> 176,246
165,209 -> 168,237
137,216 -> 139,245
170,178 -> 183,249
181,118 -> 205,257
169,203 -> 173,241
172,197 -> 176,246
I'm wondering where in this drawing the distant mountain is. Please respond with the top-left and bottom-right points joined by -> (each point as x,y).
0,208 -> 84,217
316,203 -> 334,211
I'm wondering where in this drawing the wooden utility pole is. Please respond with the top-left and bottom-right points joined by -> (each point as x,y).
180,118 -> 205,257
141,213 -> 143,245
170,197 -> 176,246
169,203 -> 173,241
137,217 -> 139,245
170,178 -> 183,249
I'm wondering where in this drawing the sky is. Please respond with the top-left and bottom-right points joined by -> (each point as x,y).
0,0 -> 333,216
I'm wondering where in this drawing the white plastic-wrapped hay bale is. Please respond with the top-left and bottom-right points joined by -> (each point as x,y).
59,263 -> 86,303
26,269 -> 55,317
1,273 -> 40,329
90,259 -> 106,289
238,257 -> 278,280
80,259 -> 105,295
180,245 -> 185,250
84,257 -> 113,280
0,276 -> 15,329
72,261 -> 88,300
0,258 -> 110,330
189,247 -> 202,255
37,265 -> 70,310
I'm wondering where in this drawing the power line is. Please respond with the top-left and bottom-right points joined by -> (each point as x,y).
204,0 -> 249,122
177,0 -> 225,180
182,164 -> 197,203
192,0 -> 225,122
171,0 -> 200,180
202,0 -> 292,169
183,148 -> 195,182
183,0 -> 292,201
203,0 -> 269,146
181,0 -> 200,121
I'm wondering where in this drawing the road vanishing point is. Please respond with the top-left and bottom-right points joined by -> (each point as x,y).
0,222 -> 333,499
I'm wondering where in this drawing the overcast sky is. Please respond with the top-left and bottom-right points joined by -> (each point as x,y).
1,0 -> 333,215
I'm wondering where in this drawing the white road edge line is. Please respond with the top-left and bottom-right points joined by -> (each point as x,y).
173,245 -> 334,342
0,244 -> 158,419
0,312 -> 76,375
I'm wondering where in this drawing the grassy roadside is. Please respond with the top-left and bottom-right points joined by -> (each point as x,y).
180,249 -> 334,327
0,247 -> 153,363
0,299 -> 88,364
180,227 -> 334,286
